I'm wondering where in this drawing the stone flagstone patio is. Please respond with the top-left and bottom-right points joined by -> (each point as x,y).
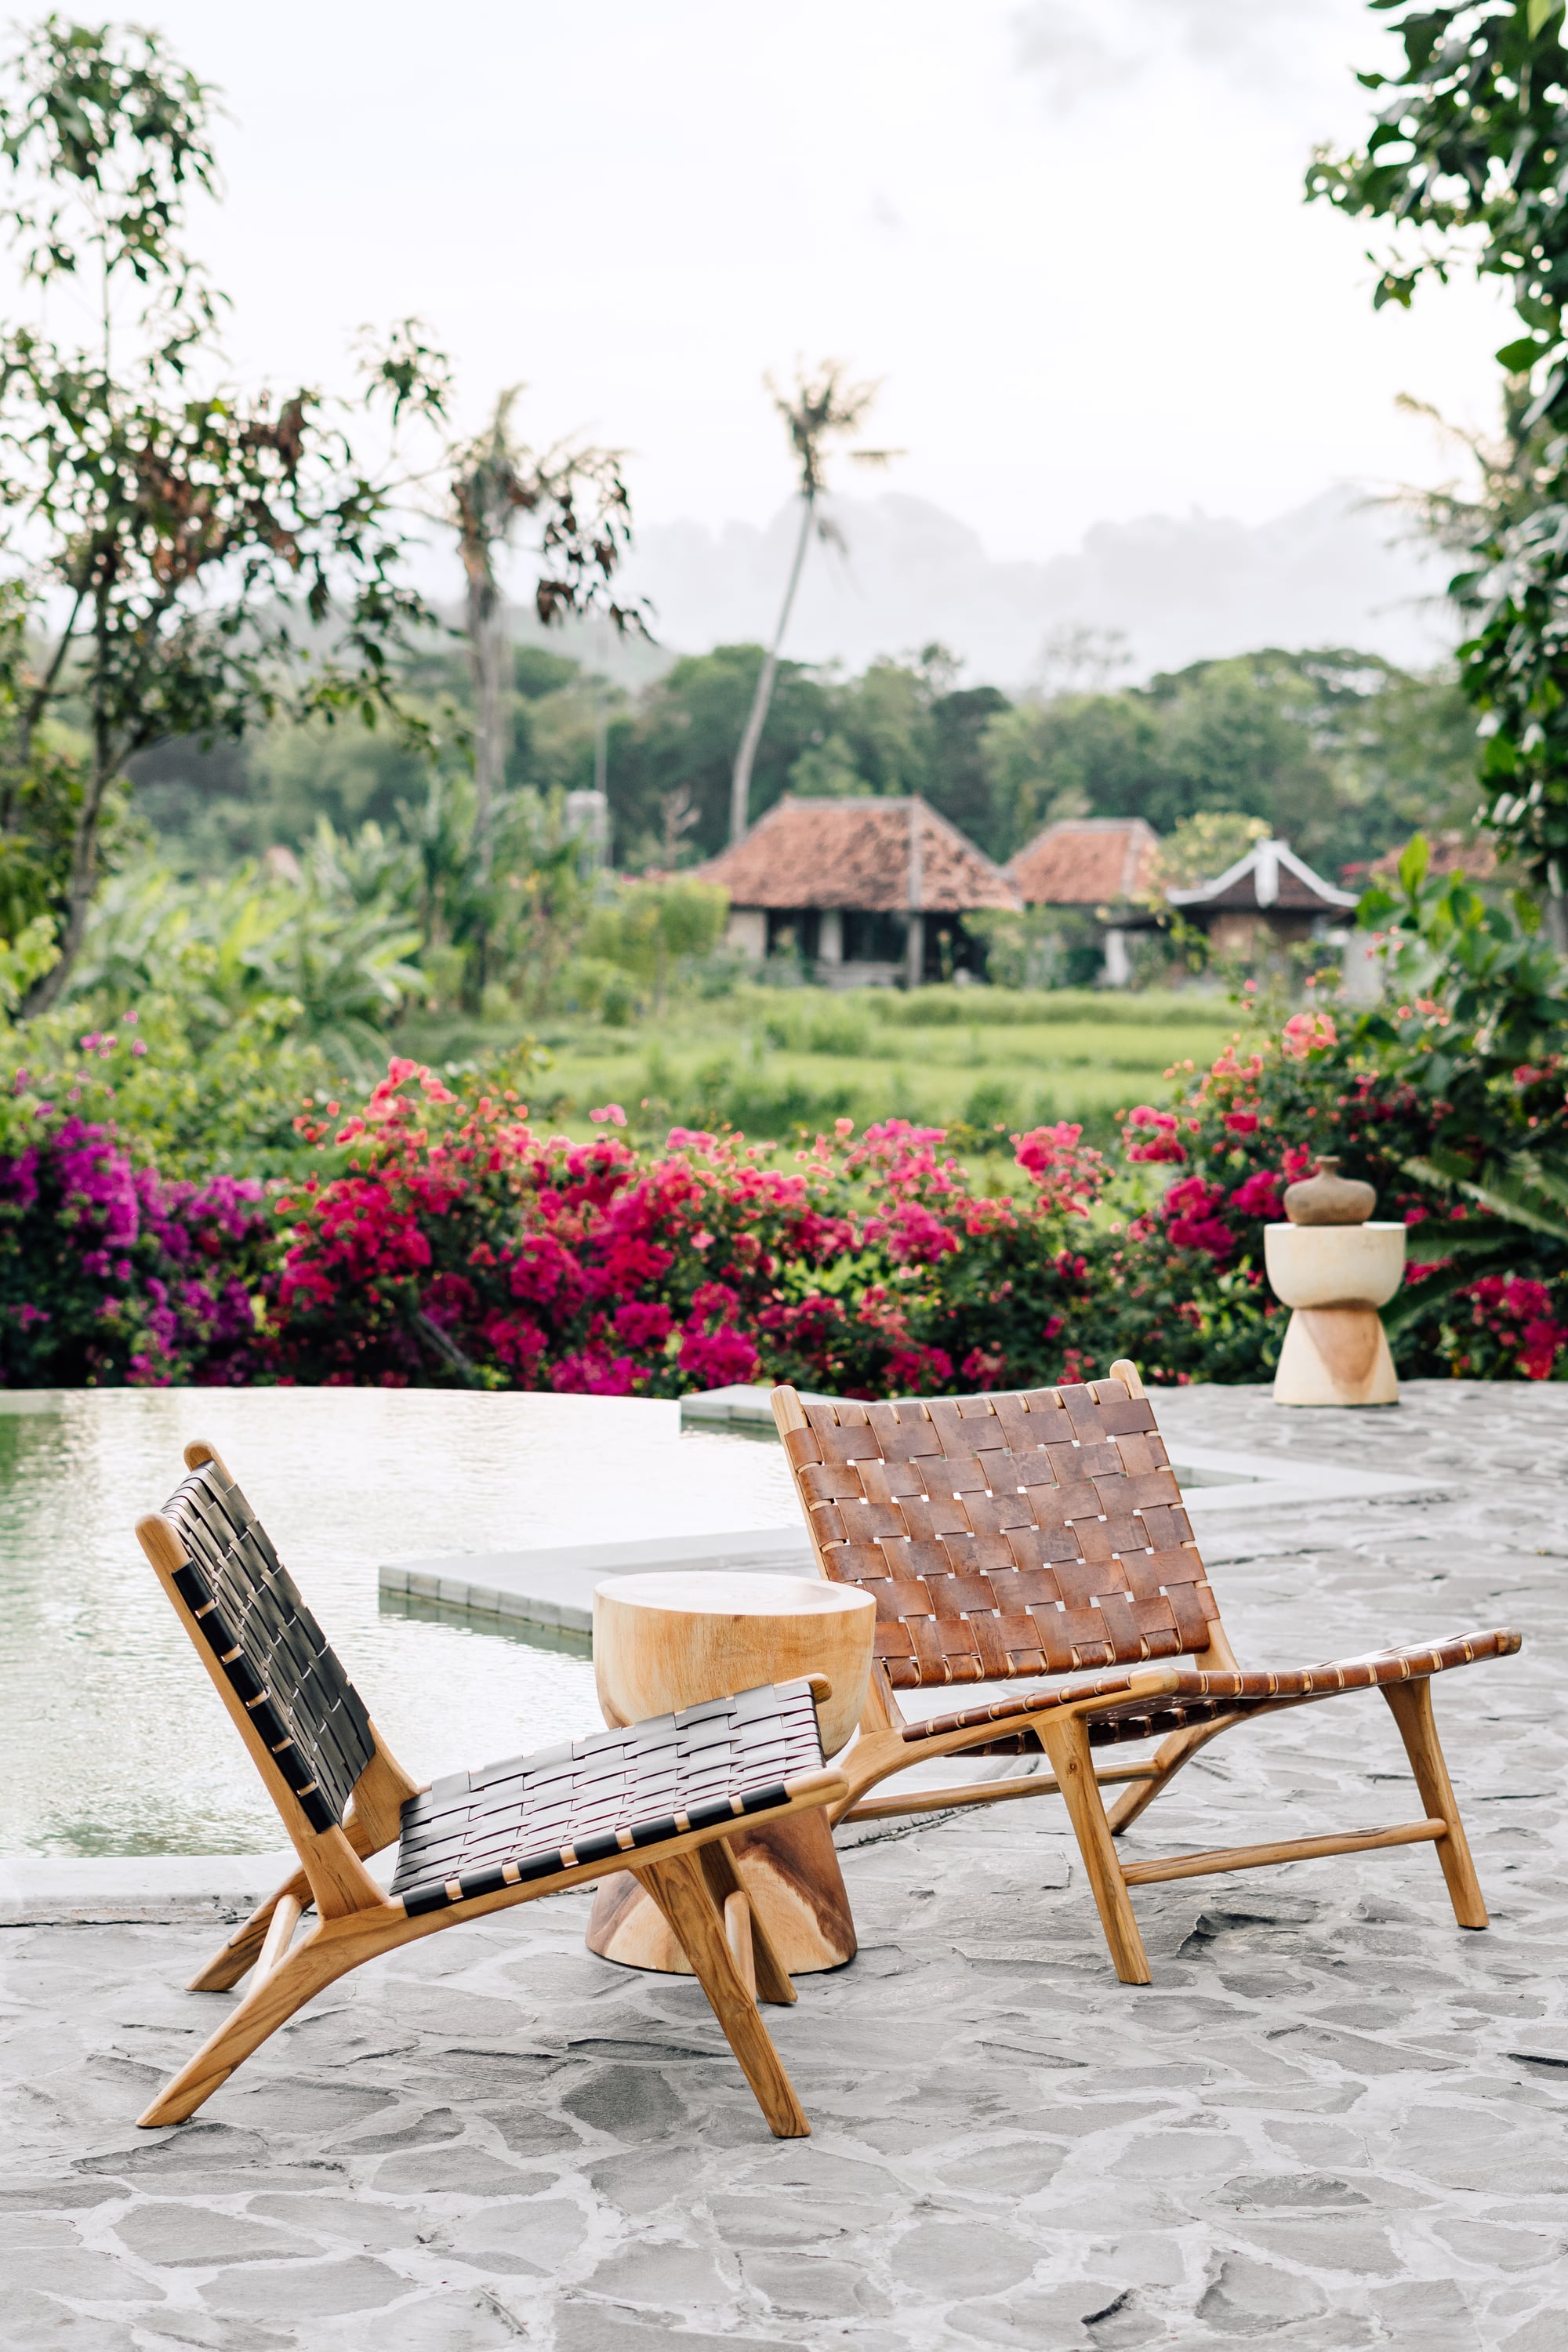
0,1381 -> 1564,2349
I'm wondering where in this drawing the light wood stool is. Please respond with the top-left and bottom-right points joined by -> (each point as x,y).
1264,1221 -> 1406,1405
586,1572 -> 874,1979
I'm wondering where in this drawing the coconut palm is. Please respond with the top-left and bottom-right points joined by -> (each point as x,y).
728,361 -> 895,844
450,392 -> 644,877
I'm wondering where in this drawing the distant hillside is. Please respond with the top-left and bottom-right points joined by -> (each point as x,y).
591,485 -> 1454,687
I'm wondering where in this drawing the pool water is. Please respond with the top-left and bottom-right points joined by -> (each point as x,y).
0,1388 -> 800,1858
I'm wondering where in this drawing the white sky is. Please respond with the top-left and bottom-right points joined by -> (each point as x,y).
25,2 -> 1516,561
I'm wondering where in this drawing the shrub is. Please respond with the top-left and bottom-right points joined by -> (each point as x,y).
0,1110 -> 273,1385
270,1063 -> 1111,1396
1097,838 -> 1568,1383
3,829 -> 1563,1392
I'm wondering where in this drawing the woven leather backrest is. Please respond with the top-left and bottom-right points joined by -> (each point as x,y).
780,1377 -> 1220,1690
162,1460 -> 376,1834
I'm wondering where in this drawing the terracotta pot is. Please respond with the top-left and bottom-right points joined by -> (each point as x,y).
1283,1155 -> 1377,1226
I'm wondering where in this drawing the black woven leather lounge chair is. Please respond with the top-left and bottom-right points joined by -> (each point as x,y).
135,1440 -> 846,2139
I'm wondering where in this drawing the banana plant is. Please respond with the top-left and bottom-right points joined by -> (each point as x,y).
64,848 -> 424,1077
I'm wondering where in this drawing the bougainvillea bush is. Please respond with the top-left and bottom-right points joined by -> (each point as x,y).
270,1066 -> 1112,1396
0,1000 -> 299,1385
1098,838 -> 1568,1385
3,837 -> 1564,1390
0,1107 -> 274,1386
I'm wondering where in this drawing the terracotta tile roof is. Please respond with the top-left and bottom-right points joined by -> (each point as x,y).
1367,834 -> 1496,884
698,797 -> 1019,913
1007,818 -> 1161,906
1166,840 -> 1357,915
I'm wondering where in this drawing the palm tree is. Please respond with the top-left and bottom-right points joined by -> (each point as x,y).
728,361 -> 894,844
450,393 -> 644,877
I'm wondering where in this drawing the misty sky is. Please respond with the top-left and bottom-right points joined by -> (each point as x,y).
37,3 -> 1515,565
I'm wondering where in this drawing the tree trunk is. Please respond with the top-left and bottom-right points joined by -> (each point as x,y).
1545,873 -> 1568,956
729,492 -> 815,845
24,622 -> 114,1016
24,775 -> 109,1014
469,568 -> 509,882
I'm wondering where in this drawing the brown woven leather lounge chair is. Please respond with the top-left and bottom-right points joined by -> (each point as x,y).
772,1362 -> 1520,1984
134,1440 -> 847,2138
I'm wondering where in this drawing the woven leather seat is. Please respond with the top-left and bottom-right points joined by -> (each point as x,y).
772,1363 -> 1521,1984
906,1633 -> 1521,1748
392,1686 -> 827,1917
135,1444 -> 846,2139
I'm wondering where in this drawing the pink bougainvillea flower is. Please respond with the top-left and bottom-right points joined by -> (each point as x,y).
1123,1105 -> 1188,1164
1282,1011 -> 1338,1061
1229,1169 -> 1283,1220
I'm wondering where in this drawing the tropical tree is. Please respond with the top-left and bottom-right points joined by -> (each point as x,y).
448,389 -> 644,879
728,360 -> 894,844
979,649 -> 1475,869
609,644 -> 835,861
0,16 -> 451,1010
1307,1 -> 1568,942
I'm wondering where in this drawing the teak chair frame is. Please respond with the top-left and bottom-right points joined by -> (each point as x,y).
772,1361 -> 1520,1985
136,1439 -> 848,2139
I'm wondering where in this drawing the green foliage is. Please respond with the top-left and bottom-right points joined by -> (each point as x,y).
0,577 -> 107,934
128,637 -> 605,871
0,16 -> 218,340
527,984 -> 1238,1155
64,846 -> 423,1082
0,909 -> 58,1009
962,906 -> 1105,991
0,15 -> 450,1005
1355,832 -> 1568,1298
982,690 -> 1152,851
245,714 -> 434,847
132,629 -> 1477,908
580,877 -> 729,1010
1149,812 -> 1270,891
0,976 -> 330,1179
604,644 -> 1016,865
981,649 -> 1474,873
4,860 -> 1563,1388
1098,841 -> 1568,1381
1309,4 -> 1568,909
608,645 -> 833,862
786,655 -> 1014,855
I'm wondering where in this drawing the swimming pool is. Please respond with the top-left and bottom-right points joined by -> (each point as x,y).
0,1388 -> 800,1859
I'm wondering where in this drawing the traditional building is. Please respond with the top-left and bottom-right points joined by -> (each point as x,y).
1006,817 -> 1162,984
699,795 -> 1019,987
1165,837 -> 1357,955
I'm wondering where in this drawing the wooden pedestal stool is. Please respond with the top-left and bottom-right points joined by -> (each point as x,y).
586,1572 -> 874,1981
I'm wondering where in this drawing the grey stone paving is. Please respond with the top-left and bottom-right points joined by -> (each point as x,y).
1,1381 -> 1565,2350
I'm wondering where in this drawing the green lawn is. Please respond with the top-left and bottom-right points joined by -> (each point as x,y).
402,985 -> 1242,1156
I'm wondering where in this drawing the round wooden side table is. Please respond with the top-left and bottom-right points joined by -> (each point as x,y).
585,1571 -> 874,1978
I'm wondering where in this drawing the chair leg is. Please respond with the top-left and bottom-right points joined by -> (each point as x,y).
139,1927 -> 350,2128
1038,1713 -> 1152,1985
698,1837 -> 797,2005
1381,1679 -> 1488,1930
633,1851 -> 810,2138
185,1867 -> 310,1993
1105,1717 -> 1238,1835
